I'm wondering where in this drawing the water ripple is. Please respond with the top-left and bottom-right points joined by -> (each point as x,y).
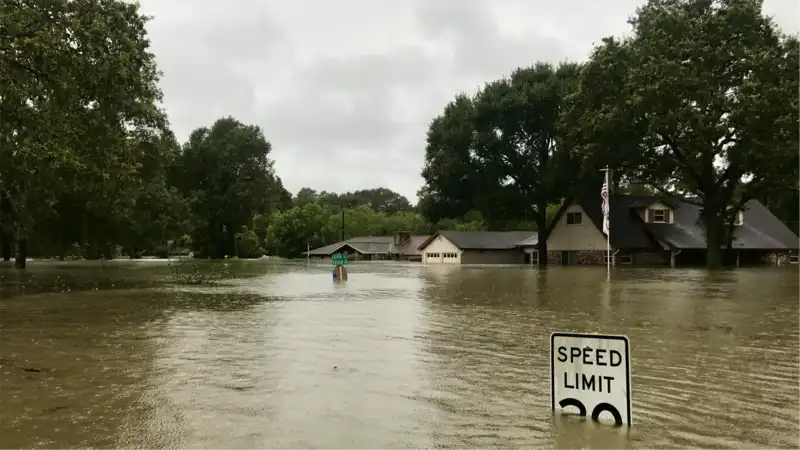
0,263 -> 797,449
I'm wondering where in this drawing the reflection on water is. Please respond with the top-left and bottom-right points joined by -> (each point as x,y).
1,261 -> 798,449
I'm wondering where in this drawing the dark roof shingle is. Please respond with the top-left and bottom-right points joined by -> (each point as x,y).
419,230 -> 536,251
570,193 -> 799,251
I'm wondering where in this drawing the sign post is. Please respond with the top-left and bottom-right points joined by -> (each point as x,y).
331,253 -> 349,281
550,332 -> 632,426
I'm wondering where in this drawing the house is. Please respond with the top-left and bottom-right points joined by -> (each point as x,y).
514,234 -> 540,265
417,230 -> 536,264
304,231 -> 430,261
545,193 -> 799,266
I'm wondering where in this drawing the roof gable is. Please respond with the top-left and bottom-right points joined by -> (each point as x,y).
547,194 -> 662,249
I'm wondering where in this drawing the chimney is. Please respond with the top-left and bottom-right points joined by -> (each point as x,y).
394,231 -> 411,246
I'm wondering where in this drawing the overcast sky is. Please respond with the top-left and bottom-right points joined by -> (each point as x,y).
138,0 -> 798,203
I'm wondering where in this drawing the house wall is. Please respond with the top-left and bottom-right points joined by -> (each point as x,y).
421,235 -> 461,264
547,202 -> 608,251
460,249 -> 524,265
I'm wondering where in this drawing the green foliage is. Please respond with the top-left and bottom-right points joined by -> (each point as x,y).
5,0 -> 794,272
171,117 -> 290,258
292,187 -> 413,215
167,259 -> 233,286
1,0 -> 166,267
566,0 -> 798,268
266,203 -> 335,258
264,202 -> 437,258
418,62 -> 580,265
417,95 -> 480,223
235,226 -> 264,259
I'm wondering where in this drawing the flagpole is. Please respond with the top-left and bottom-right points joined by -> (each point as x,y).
606,167 -> 610,279
600,166 -> 611,280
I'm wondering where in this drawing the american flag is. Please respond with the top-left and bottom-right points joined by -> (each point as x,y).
601,180 -> 609,235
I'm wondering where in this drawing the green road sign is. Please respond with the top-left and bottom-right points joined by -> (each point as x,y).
331,253 -> 348,265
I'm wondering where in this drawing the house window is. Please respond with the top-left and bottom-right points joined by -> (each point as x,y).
426,252 -> 440,259
619,254 -> 633,264
530,250 -> 539,264
566,212 -> 582,225
604,255 -> 614,264
790,254 -> 798,264
733,211 -> 743,226
649,208 -> 670,223
443,252 -> 457,259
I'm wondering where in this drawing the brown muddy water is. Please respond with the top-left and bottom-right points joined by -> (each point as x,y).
0,260 -> 798,449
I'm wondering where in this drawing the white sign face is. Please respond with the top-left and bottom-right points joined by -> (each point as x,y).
550,332 -> 632,426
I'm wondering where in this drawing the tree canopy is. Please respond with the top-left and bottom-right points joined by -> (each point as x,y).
2,0 -> 795,269
564,0 -> 798,267
419,63 -> 582,264
1,0 -> 166,267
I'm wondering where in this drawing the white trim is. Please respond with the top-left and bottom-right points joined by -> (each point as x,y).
733,210 -> 744,226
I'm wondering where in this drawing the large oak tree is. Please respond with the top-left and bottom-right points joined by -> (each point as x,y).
171,117 -> 291,259
566,0 -> 798,268
419,63 -> 580,264
1,0 -> 166,268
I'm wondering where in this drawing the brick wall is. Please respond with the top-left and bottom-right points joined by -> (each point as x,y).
762,251 -> 792,265
547,249 -> 670,266
545,250 -> 606,265
632,250 -> 669,266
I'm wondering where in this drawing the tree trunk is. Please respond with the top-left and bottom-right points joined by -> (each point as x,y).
535,200 -> 549,268
14,239 -> 27,269
0,233 -> 10,261
703,212 -> 723,269
0,193 -> 12,262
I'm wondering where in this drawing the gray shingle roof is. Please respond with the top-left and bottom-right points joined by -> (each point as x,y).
394,235 -> 430,256
514,235 -> 539,247
644,199 -> 799,250
566,193 -> 799,251
305,235 -> 431,256
418,230 -> 537,251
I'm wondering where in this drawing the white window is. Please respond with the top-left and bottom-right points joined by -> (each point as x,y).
426,252 -> 440,259
790,254 -> 798,264
530,250 -> 539,264
443,252 -> 457,259
649,208 -> 670,223
733,210 -> 744,226
566,212 -> 582,225
604,255 -> 614,264
620,254 -> 632,264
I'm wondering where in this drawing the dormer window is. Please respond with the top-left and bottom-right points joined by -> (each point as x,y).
648,208 -> 671,223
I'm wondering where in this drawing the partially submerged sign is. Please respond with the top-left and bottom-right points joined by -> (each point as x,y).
550,332 -> 632,426
332,264 -> 348,281
331,253 -> 348,265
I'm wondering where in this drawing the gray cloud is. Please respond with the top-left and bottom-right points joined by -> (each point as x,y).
139,0 -> 799,202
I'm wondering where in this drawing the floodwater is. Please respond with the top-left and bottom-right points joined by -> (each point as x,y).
1,260 -> 798,449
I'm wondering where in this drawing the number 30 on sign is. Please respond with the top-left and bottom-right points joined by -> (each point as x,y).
550,332 -> 632,426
